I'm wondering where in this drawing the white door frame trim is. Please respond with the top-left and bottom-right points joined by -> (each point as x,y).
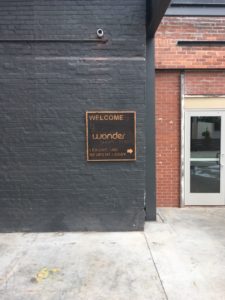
180,92 -> 225,207
183,108 -> 225,206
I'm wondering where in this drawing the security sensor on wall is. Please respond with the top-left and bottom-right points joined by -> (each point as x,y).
97,28 -> 104,38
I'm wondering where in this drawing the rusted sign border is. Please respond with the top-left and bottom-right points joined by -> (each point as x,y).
86,111 -> 136,162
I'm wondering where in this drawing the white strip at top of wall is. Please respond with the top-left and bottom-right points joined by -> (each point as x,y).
184,97 -> 225,109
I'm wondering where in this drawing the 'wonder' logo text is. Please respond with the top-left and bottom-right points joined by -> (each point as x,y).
92,132 -> 125,140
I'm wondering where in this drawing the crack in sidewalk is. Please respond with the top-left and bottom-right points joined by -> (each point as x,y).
143,232 -> 168,300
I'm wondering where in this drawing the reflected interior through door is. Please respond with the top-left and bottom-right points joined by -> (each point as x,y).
190,116 -> 221,193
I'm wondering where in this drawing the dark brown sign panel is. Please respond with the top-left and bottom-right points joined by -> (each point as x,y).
86,111 -> 136,161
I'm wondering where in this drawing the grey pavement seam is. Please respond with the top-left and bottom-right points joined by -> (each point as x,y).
157,212 -> 165,223
143,232 -> 168,300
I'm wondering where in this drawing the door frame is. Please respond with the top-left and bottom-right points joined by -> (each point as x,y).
184,109 -> 225,205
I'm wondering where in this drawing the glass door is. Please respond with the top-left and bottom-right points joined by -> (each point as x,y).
185,111 -> 225,205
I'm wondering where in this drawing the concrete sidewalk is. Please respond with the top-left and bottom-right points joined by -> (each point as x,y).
0,208 -> 225,300
145,208 -> 225,300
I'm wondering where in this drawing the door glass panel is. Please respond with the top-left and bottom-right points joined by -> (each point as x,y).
190,116 -> 221,193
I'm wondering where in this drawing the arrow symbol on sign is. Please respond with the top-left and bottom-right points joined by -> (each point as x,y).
127,148 -> 133,154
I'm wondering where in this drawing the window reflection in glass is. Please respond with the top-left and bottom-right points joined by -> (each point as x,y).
190,117 -> 221,193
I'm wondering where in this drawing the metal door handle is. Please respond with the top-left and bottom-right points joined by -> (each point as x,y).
216,152 -> 224,167
221,153 -> 225,167
216,152 -> 220,165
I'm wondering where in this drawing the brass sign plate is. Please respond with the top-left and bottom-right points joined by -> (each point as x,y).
86,111 -> 136,161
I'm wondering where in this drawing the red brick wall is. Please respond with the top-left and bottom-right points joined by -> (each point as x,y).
156,70 -> 225,207
155,16 -> 225,207
155,17 -> 225,206
185,71 -> 225,95
155,17 -> 225,69
156,71 -> 181,207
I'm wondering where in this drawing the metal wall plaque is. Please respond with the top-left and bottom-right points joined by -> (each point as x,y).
86,111 -> 136,161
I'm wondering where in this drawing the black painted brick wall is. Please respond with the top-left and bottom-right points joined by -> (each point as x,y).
0,0 -> 147,231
